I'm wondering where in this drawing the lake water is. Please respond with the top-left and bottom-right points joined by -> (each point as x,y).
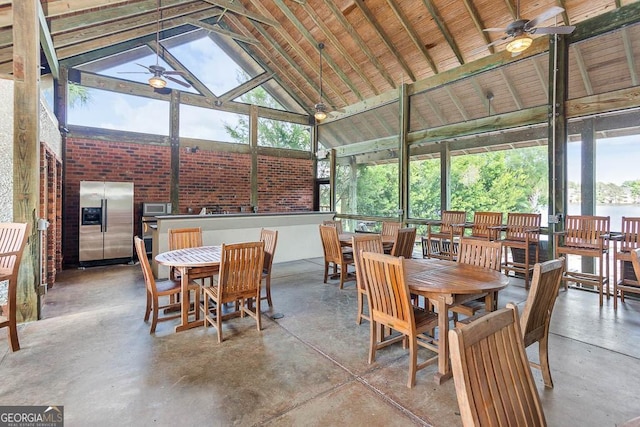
566,204 -> 640,231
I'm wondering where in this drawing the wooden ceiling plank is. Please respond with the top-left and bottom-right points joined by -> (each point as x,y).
352,0 -> 416,81
570,1 -> 640,43
321,0 -> 395,89
219,71 -> 274,103
424,96 -> 447,125
531,59 -> 548,99
444,86 -> 469,121
571,44 -> 593,96
498,68 -> 522,109
271,0 -> 363,101
555,0 -> 571,26
470,78 -> 490,114
200,0 -> 279,27
503,0 -> 517,20
298,1 -> 379,95
385,0 -> 438,74
461,0 -> 495,55
621,28 -> 638,87
38,2 -> 59,79
186,18 -> 259,45
420,0 -> 465,65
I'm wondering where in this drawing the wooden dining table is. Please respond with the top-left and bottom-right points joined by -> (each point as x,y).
404,257 -> 510,384
155,246 -> 221,332
339,232 -> 396,247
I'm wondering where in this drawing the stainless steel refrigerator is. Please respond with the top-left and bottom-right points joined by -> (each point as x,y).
79,181 -> 134,264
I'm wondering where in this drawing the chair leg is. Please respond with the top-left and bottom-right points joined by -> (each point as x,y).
339,263 -> 345,289
323,262 -> 329,283
216,302 -> 223,343
407,336 -> 417,388
8,318 -> 20,352
144,290 -> 151,321
368,321 -> 377,364
539,333 -> 554,388
357,291 -> 364,325
150,296 -> 159,334
265,275 -> 273,308
255,296 -> 262,331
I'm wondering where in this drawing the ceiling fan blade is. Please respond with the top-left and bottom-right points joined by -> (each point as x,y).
165,75 -> 191,88
117,71 -> 150,74
525,6 -> 564,30
483,27 -> 507,32
154,87 -> 172,95
136,63 -> 152,72
163,70 -> 186,75
531,25 -> 576,35
470,36 -> 508,55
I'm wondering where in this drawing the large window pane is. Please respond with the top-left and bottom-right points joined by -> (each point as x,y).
336,161 -> 398,217
257,118 -> 311,151
180,105 -> 248,143
409,157 -> 441,219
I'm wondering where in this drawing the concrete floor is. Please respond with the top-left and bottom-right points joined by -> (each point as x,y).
1,257 -> 640,426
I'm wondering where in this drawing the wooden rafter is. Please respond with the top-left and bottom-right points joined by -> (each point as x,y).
621,28 -> 638,86
444,86 -> 469,121
219,72 -> 274,104
470,78 -> 491,114
200,0 -> 279,27
420,0 -> 465,65
498,68 -> 522,109
271,0 -> 363,101
424,96 -> 447,125
571,44 -> 593,95
385,0 -> 438,74
187,18 -> 259,45
503,0 -> 517,20
556,0 -> 571,25
531,59 -> 549,99
352,0 -> 416,82
461,0 -> 495,55
38,2 -> 58,79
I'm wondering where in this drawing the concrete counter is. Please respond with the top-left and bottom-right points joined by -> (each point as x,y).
152,211 -> 335,278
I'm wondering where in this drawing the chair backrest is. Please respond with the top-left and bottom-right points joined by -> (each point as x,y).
319,225 -> 343,264
322,220 -> 343,235
391,227 -> 417,258
439,211 -> 466,235
562,215 -> 610,249
381,221 -> 401,237
505,213 -> 542,242
352,234 -> 384,293
457,237 -> 503,271
619,217 -> 640,252
449,305 -> 547,427
361,252 -> 414,335
629,248 -> 640,283
0,222 -> 30,316
134,236 -> 156,296
168,227 -> 203,250
259,228 -> 278,273
520,258 -> 565,348
218,241 -> 265,301
470,211 -> 503,239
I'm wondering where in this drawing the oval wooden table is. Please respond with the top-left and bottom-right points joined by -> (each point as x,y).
155,246 -> 221,332
404,257 -> 510,384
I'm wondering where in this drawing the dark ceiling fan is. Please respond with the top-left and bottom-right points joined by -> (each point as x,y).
118,0 -> 190,89
481,0 -> 575,53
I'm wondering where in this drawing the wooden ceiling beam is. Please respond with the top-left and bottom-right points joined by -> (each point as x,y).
571,44 -> 593,95
352,0 -> 416,82
424,96 -> 447,125
498,68 -> 522,109
503,0 -> 517,20
420,0 -> 464,65
385,0 -> 438,74
444,86 -> 469,121
38,2 -> 58,79
297,1 -> 379,95
219,71 -> 274,104
200,0 -> 279,27
186,18 -> 259,45
555,0 -> 571,26
570,1 -> 640,43
470,78 -> 490,114
531,59 -> 548,99
271,0 -> 364,101
322,0 -> 395,89
621,28 -> 638,87
461,0 -> 495,55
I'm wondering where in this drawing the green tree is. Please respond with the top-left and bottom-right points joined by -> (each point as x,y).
68,83 -> 91,108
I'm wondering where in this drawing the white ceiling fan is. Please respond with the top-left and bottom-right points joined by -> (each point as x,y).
481,0 -> 576,53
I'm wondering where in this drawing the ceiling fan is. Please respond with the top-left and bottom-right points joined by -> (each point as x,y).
481,0 -> 576,53
118,0 -> 190,90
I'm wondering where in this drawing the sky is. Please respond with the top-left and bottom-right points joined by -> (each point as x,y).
567,135 -> 640,184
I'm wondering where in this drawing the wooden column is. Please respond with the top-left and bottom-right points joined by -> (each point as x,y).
581,118 -> 596,273
12,0 -> 40,321
329,149 -> 336,212
249,105 -> 258,211
399,83 -> 409,224
170,90 -> 180,213
548,33 -> 570,256
440,142 -> 451,212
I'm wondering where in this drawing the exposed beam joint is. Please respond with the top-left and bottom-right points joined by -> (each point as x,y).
200,0 -> 279,27
420,0 -> 465,65
186,18 -> 259,45
219,72 -> 274,103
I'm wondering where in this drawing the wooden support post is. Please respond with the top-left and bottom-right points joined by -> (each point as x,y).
329,149 -> 336,212
170,90 -> 180,213
440,142 -> 451,212
399,84 -> 409,224
581,118 -> 596,273
12,0 -> 40,321
250,105 -> 258,211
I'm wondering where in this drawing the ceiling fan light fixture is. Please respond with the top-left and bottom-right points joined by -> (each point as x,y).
506,34 -> 533,53
314,102 -> 327,121
149,75 -> 167,88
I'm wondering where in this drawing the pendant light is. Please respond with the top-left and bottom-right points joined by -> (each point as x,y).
314,42 -> 327,122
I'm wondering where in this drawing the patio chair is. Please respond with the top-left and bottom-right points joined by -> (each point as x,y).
421,210 -> 466,261
168,227 -> 218,287
496,212 -> 541,289
322,220 -> 343,235
361,251 -> 438,388
619,248 -> 640,310
449,304 -> 547,427
613,217 -> 640,309
202,241 -> 265,343
554,215 -> 610,306
351,233 -> 384,325
259,228 -> 278,308
319,225 -> 355,289
390,227 -> 417,258
0,223 -> 30,351
466,211 -> 503,240
134,236 -> 200,334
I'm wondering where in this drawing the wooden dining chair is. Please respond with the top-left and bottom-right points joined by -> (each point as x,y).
381,221 -> 401,238
449,304 -> 547,427
467,211 -> 503,240
619,248 -> 640,310
202,241 -> 265,343
520,257 -> 565,388
319,225 -> 355,289
554,215 -> 610,306
390,227 -> 417,258
351,233 -> 384,325
259,228 -> 278,308
613,217 -> 640,309
0,222 -> 30,351
422,210 -> 466,261
360,251 -> 438,388
168,227 -> 218,287
322,219 -> 343,235
497,212 -> 541,289
134,236 -> 200,334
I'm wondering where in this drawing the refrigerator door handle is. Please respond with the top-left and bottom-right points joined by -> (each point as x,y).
102,199 -> 108,232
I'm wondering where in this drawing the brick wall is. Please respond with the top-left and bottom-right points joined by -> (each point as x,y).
63,137 -> 314,267
40,144 -> 62,287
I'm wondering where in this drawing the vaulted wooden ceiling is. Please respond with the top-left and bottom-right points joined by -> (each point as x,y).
0,0 -> 638,119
